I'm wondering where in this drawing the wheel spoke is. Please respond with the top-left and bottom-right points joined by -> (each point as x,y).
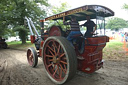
57,65 -> 60,76
59,53 -> 65,58
52,64 -> 56,71
63,57 -> 67,60
53,41 -> 58,49
53,65 -> 59,76
48,64 -> 52,68
59,65 -> 62,79
57,64 -> 63,79
52,46 -> 57,56
49,49 -> 54,56
59,64 -> 66,74
63,64 -> 67,70
47,45 -> 54,52
57,45 -> 61,54
49,59 -> 53,61
30,53 -> 33,57
53,41 -> 58,55
46,54 -> 54,58
60,60 -> 67,65
29,55 -> 33,60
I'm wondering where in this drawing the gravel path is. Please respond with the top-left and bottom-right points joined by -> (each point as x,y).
0,49 -> 128,85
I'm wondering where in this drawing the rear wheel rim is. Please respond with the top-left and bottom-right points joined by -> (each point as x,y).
27,49 -> 34,66
43,39 -> 68,81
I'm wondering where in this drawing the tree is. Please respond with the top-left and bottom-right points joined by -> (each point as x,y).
123,4 -> 128,10
0,0 -> 16,37
13,0 -> 49,44
0,0 -> 49,44
47,2 -> 70,31
106,17 -> 128,31
51,2 -> 70,14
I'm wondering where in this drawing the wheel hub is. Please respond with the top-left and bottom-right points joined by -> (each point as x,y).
53,56 -> 60,64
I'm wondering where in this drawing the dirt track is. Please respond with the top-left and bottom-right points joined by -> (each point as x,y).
0,49 -> 128,85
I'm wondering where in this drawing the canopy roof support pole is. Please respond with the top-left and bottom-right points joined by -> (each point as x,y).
96,13 -> 97,34
104,18 -> 105,35
104,10 -> 106,35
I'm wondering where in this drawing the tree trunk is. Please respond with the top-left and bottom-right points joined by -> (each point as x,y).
19,29 -> 27,44
22,38 -> 26,44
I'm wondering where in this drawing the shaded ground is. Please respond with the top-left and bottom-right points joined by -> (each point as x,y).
0,49 -> 128,85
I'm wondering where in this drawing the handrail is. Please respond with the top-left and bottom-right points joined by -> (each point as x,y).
25,17 -> 34,35
29,18 -> 40,37
25,17 -> 40,37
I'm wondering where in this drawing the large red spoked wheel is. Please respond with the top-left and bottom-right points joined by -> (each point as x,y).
27,47 -> 38,67
42,36 -> 77,84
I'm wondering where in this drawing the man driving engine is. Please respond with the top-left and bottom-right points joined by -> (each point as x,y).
81,15 -> 97,37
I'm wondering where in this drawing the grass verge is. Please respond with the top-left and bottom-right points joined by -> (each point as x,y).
103,40 -> 127,59
7,41 -> 34,50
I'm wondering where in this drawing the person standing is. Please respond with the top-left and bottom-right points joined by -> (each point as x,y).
125,32 -> 128,42
63,16 -> 82,44
63,16 -> 84,54
121,32 -> 124,42
81,15 -> 97,37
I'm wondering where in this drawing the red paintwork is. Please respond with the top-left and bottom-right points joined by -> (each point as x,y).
39,49 -> 42,57
39,26 -> 109,74
49,26 -> 62,36
77,36 -> 109,73
39,41 -> 44,57
40,41 -> 44,47
30,35 -> 35,44
27,49 -> 33,66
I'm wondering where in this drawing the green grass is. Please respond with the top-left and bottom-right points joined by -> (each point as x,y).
106,40 -> 123,47
105,40 -> 123,49
7,41 -> 34,50
103,40 -> 127,59
7,41 -> 23,45
7,40 -> 127,59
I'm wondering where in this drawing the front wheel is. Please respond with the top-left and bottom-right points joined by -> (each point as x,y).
27,47 -> 38,67
42,36 -> 77,84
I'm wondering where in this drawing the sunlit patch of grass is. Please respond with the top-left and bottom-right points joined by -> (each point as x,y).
7,41 -> 22,45
103,40 -> 127,60
7,41 -> 34,50
105,40 -> 123,48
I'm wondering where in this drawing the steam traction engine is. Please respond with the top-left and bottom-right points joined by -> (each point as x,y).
26,5 -> 114,84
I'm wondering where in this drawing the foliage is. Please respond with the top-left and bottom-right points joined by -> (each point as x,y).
51,2 -> 70,14
0,0 -> 15,37
123,4 -> 128,10
46,2 -> 70,31
106,17 -> 128,31
0,0 -> 49,43
13,25 -> 28,44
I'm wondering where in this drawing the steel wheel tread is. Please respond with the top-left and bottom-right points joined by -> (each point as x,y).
42,36 -> 77,84
27,47 -> 38,67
